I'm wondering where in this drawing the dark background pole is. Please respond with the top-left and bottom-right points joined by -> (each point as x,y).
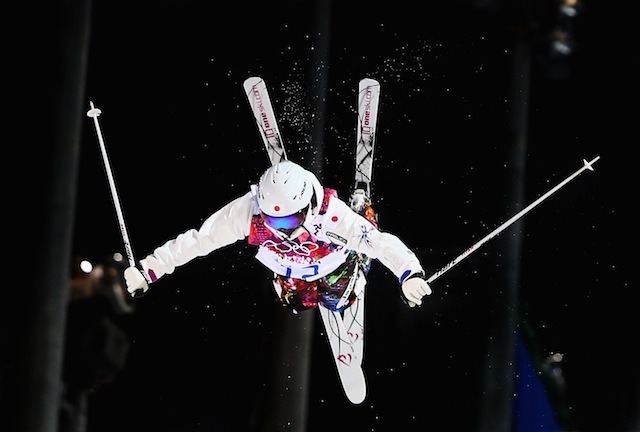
2,0 -> 93,431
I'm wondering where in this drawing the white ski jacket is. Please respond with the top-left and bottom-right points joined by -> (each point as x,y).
139,185 -> 424,285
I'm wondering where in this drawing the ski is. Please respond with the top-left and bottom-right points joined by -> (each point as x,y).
243,76 -> 288,165
341,77 -> 382,330
319,286 -> 367,405
350,78 -> 381,212
326,78 -> 382,404
354,78 -> 381,196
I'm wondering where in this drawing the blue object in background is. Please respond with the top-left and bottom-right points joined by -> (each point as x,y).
514,331 -> 563,432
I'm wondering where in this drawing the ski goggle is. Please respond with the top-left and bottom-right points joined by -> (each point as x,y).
261,207 -> 307,231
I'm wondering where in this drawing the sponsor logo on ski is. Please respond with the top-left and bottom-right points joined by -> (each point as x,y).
362,88 -> 373,136
251,87 -> 277,139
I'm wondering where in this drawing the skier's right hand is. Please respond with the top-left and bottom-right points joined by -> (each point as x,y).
124,266 -> 149,298
401,274 -> 432,307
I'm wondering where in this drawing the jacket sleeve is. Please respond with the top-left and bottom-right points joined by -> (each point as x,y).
139,191 -> 255,282
323,198 -> 425,284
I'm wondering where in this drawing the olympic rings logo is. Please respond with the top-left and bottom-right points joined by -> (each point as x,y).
262,239 -> 320,256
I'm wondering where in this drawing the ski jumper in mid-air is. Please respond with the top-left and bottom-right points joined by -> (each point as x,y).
123,78 -> 432,404
124,160 -> 431,402
125,160 -> 430,312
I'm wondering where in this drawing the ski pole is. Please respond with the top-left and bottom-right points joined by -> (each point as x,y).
426,156 -> 600,284
86,101 -> 137,270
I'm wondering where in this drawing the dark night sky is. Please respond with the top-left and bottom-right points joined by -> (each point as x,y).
67,1 -> 636,431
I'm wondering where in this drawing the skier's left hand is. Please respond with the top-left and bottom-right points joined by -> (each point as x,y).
124,266 -> 149,298
349,188 -> 367,212
401,275 -> 432,307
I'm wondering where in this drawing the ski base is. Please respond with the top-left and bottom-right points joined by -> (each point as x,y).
243,76 -> 287,165
354,78 -> 381,198
318,289 -> 367,404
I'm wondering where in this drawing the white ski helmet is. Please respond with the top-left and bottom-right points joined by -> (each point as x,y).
258,160 -> 323,231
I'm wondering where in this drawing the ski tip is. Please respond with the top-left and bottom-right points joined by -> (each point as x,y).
346,386 -> 367,405
338,365 -> 367,404
583,155 -> 600,171
243,76 -> 263,89
360,77 -> 380,88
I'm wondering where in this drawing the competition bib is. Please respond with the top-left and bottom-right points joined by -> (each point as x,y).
255,241 -> 349,281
